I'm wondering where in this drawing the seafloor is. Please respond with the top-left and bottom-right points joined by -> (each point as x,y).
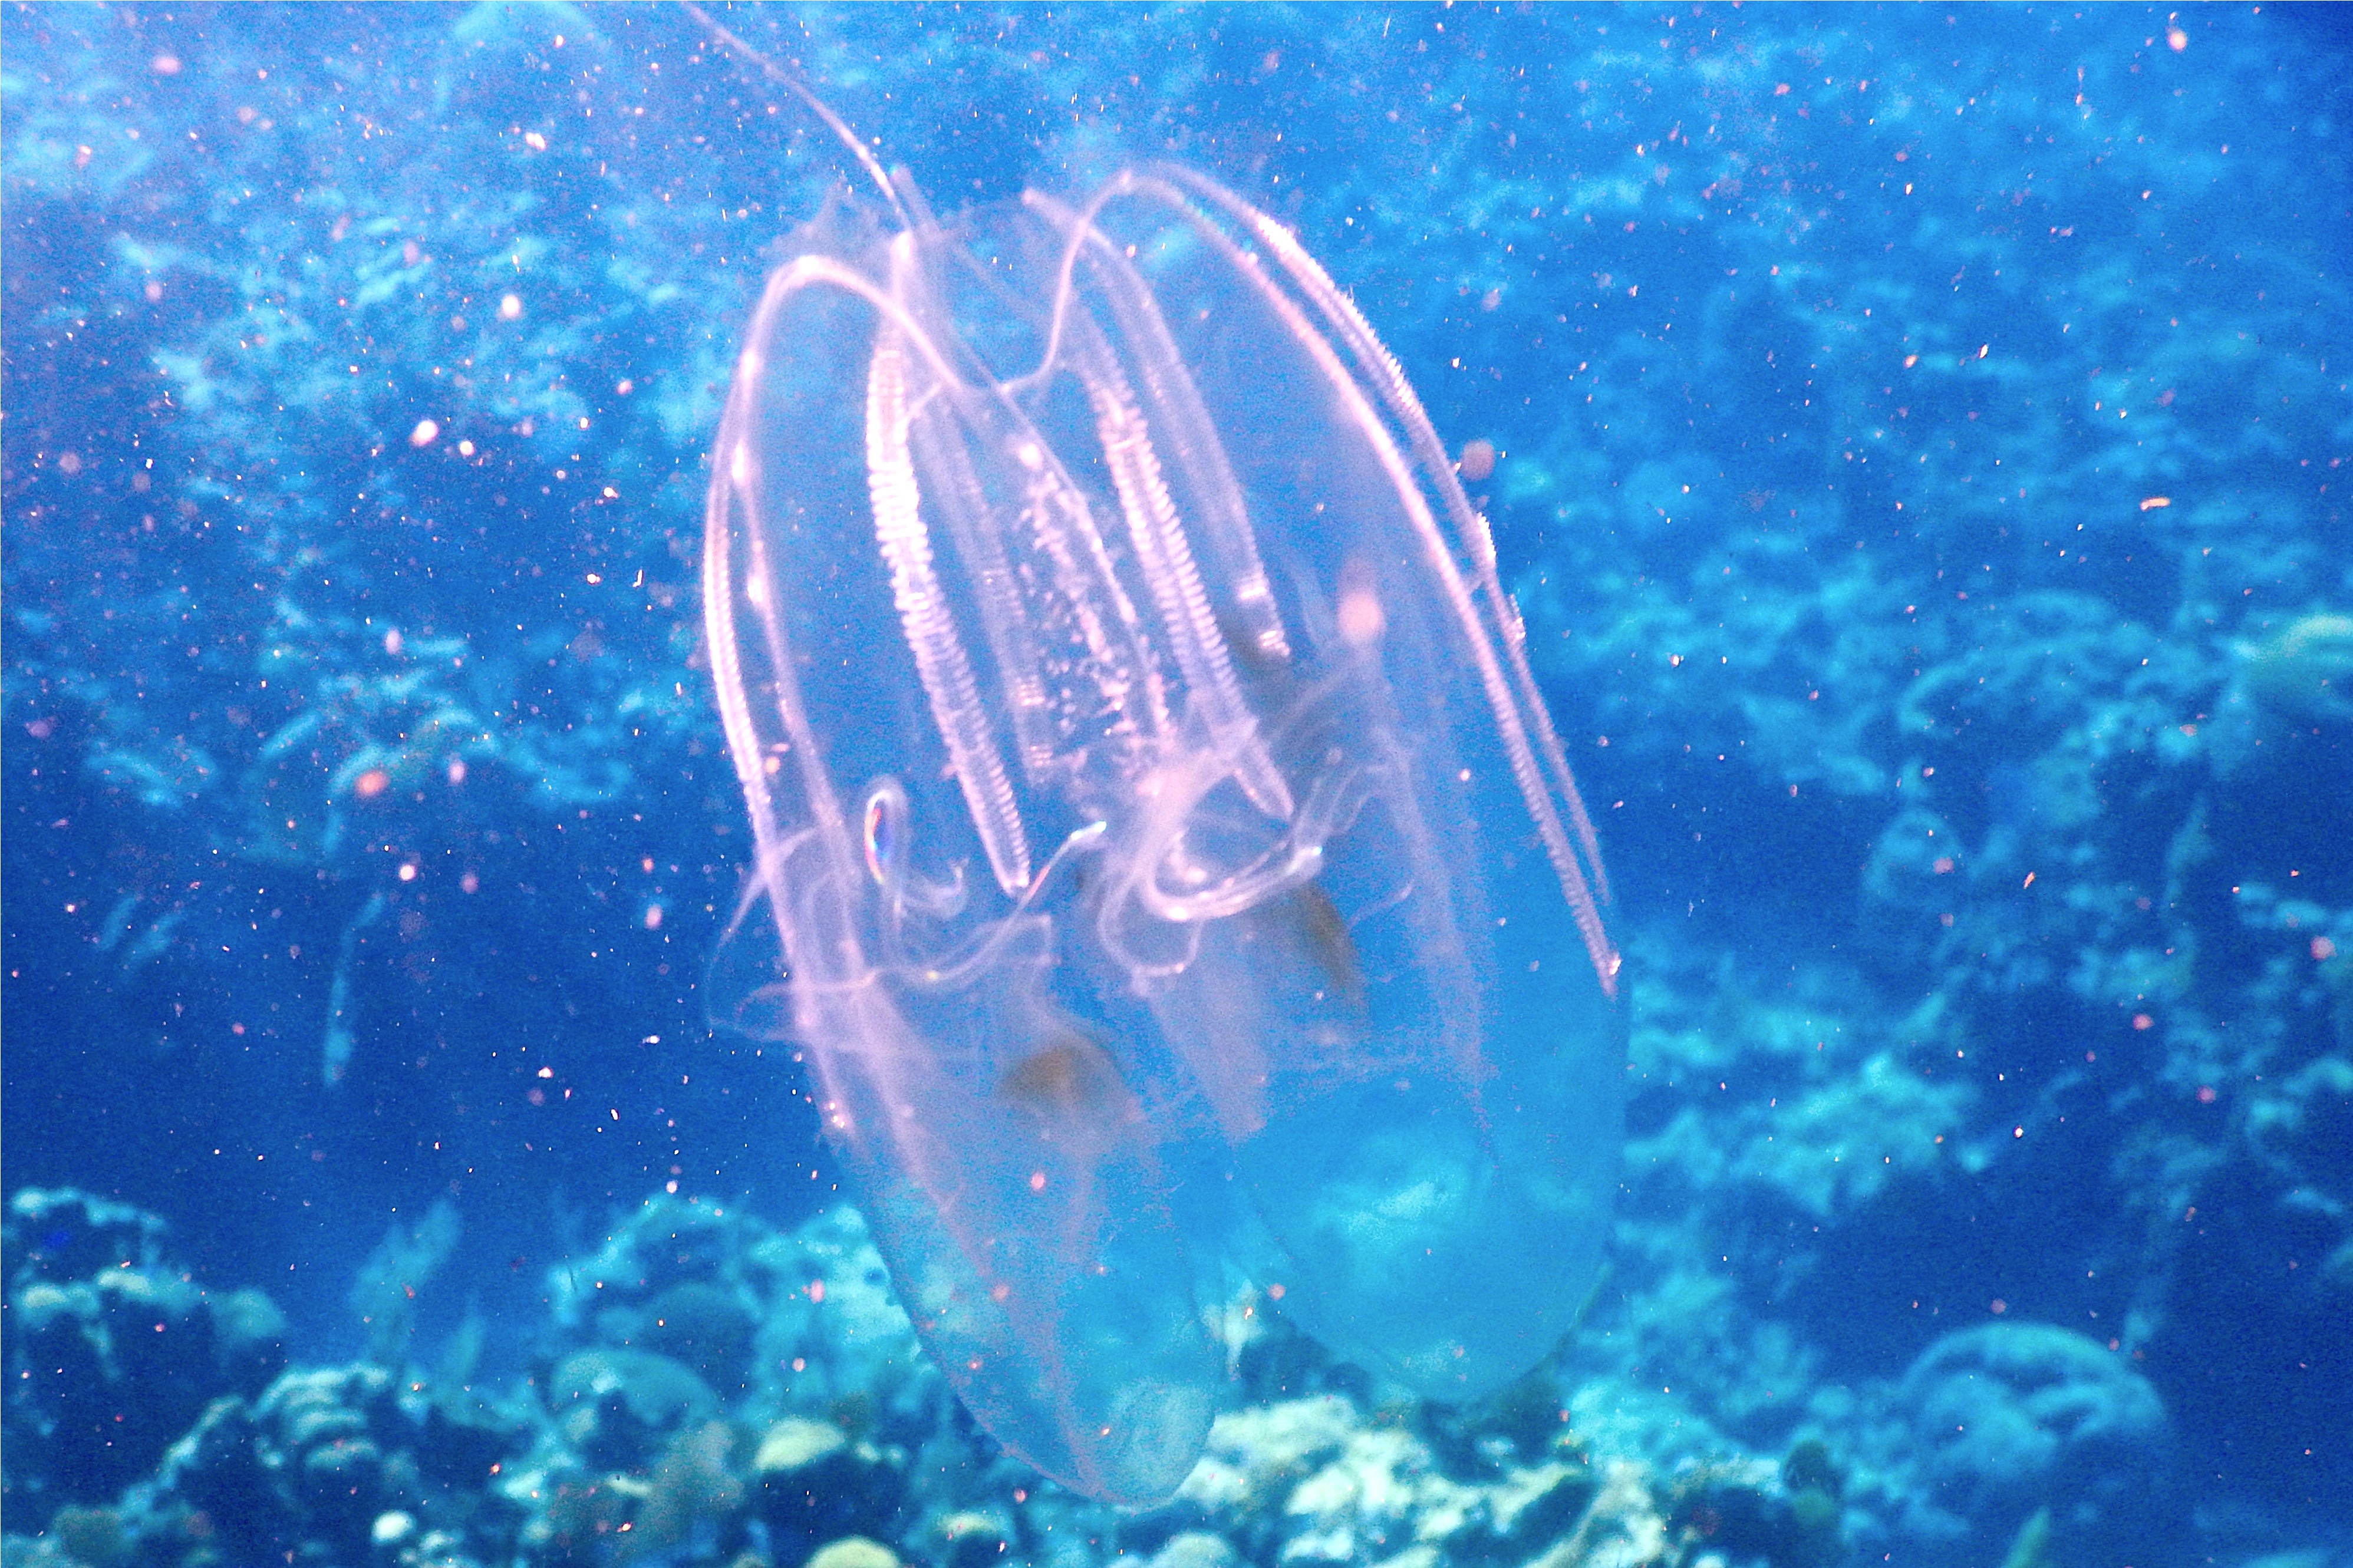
4,5 -> 2349,1568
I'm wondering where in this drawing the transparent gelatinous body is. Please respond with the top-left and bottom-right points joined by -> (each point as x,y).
705,164 -> 1622,1505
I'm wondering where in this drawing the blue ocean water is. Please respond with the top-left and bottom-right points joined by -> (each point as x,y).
4,5 -> 2349,1566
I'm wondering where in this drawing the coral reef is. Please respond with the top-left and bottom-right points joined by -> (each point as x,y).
2,1193 -> 526,1567
2,1189 -> 286,1522
1887,1323 -> 2173,1567
130,1362 -> 524,1568
3,1192 -> 1854,1568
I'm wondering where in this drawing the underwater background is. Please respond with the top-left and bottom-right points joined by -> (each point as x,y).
4,4 -> 2349,1565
